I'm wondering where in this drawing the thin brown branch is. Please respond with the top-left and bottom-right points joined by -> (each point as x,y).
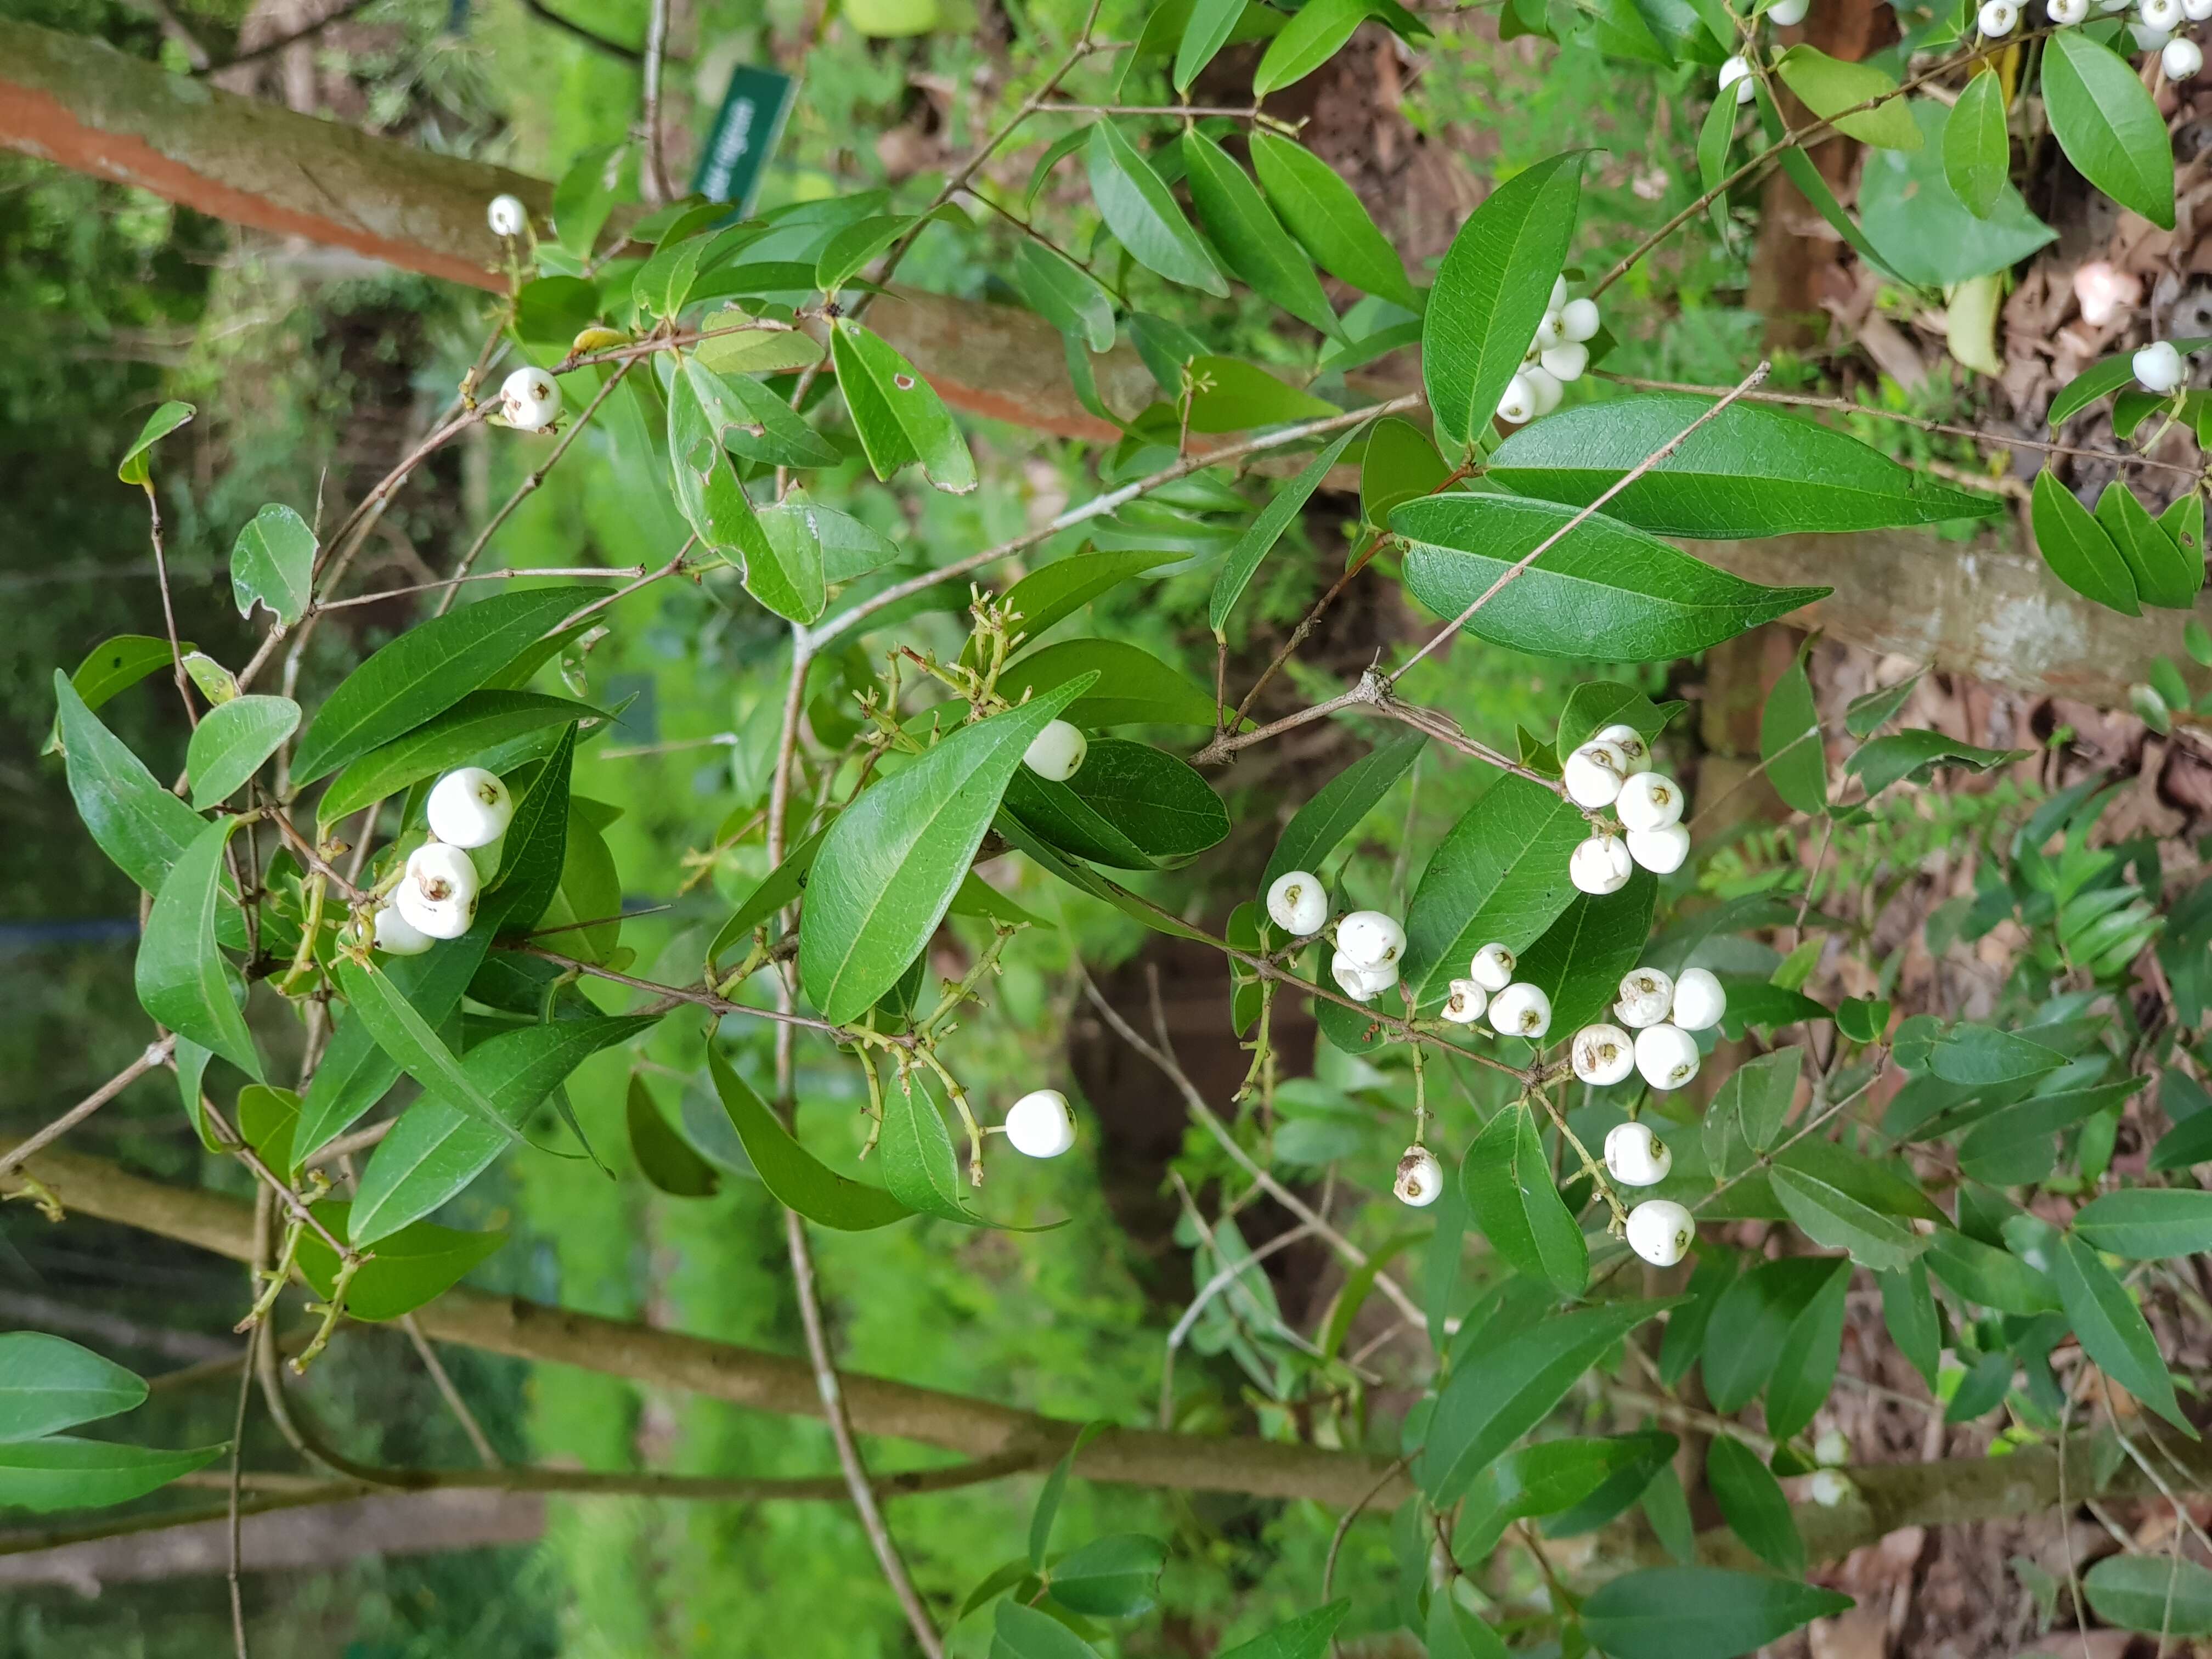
640,0 -> 674,204
507,944 -> 861,1039
196,0 -> 377,74
0,1035 -> 173,1181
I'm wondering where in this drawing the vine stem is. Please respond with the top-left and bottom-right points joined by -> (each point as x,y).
0,1035 -> 174,1183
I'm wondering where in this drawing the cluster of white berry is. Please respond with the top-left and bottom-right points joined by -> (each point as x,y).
1717,1 -> 1812,105
1330,909 -> 1408,1003
371,768 -> 515,955
1807,1429 -> 1855,1505
1441,941 -> 1554,1041
1606,1122 -> 1697,1268
1985,0 -> 2209,75
1561,725 -> 1690,893
1003,1088 -> 1077,1158
2135,337 -> 2197,394
1571,964 -> 1726,1089
1497,279 -> 1602,426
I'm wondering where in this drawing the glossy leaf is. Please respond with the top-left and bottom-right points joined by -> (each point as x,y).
0,1436 -> 223,1514
1359,417 -> 1449,526
708,819 -> 830,966
1758,659 -> 1826,815
1582,1568 -> 1852,1659
692,358 -> 843,472
184,694 -> 299,810
1462,1104 -> 1588,1295
800,678 -> 1090,1022
2083,1554 -> 2212,1635
1423,151 -> 1584,456
0,1334 -> 145,1443
1183,357 -> 1340,433
981,552 -> 1180,669
998,640 -> 1217,728
488,725 -> 575,936
1086,122 -> 1226,295
332,955 -> 523,1151
1775,46 -> 1919,149
2043,30 -> 2175,230
229,504 -> 316,628
1925,1226 -> 2061,1316
2051,1229 -> 2192,1432
1845,730 -> 2019,799
1943,72 -> 2010,219
1049,1532 -> 1166,1617
1210,424 -> 1367,631
706,1045 -> 912,1231
134,815 -> 258,1080
1262,731 -> 1425,899
1175,0 -> 1247,91
2098,481 -> 2202,611
351,1015 -> 658,1245
1182,133 -> 1340,338
1486,396 -> 1999,537
1257,0 -> 1387,94
1214,1604 -> 1350,1659
695,307 -> 826,376
1772,1164 -> 1926,1271
1248,133 -> 1419,308
290,588 -> 584,785
1880,1260 -> 1942,1389
1013,240 -> 1116,354
116,400 -> 193,485
1513,868 -> 1657,1034
1765,1253 -> 1852,1439
1702,1255 -> 1843,1413
53,669 -> 207,895
830,318 -> 980,493
1706,1434 -> 1803,1576
1426,1596 -> 1510,1659
668,354 -> 816,622
993,1600 -> 1098,1659
628,1074 -> 720,1197
315,690 -> 594,831
1402,773 -> 1583,1006
878,1073 -> 986,1224
1005,738 -> 1228,867
2074,1188 -> 2212,1259
1858,99 -> 2055,286
296,1201 -> 506,1322
1395,493 -> 1828,661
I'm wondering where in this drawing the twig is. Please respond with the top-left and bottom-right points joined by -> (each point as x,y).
196,0 -> 378,75
138,481 -> 197,727
1161,1215 -> 1319,1427
0,1035 -> 174,1182
400,1316 -> 501,1469
316,565 -> 643,613
516,0 -> 643,60
227,1324 -> 253,1659
509,945 -> 863,1039
641,0 -> 675,204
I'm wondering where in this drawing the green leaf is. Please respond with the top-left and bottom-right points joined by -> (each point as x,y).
707,819 -> 830,966
1462,1104 -> 1588,1295
1583,1568 -> 1853,1659
1417,1300 -> 1672,1503
1703,1049 -> 1802,1167
134,815 -> 258,1080
1175,0 -> 1247,90
2098,481 -> 2203,611
1706,1435 -> 1804,1576
1555,684 -> 1678,761
706,1046 -> 912,1231
1943,72 -> 2010,218
1844,674 -> 1921,738
229,504 -> 316,628
695,307 -> 827,376
332,954 -> 524,1150
1513,868 -> 1657,1034
1256,0 -> 1406,94
1013,240 -> 1117,354
1182,133 -> 1340,338
1844,729 -> 2019,799
800,678 -> 1091,1022
1956,1079 -> 2144,1185
1262,731 -> 1425,899
1702,1255 -> 1843,1413
999,640 -> 1217,728
534,801 -> 623,964
2043,30 -> 2175,230
2051,1229 -> 2193,1432
1926,1023 -> 2064,1086
1774,46 -> 1919,149
1086,122 -> 1226,296
48,635 -> 188,754
1772,1165 -> 1926,1271
1880,1259 -> 1942,1389
2074,1187 -> 2212,1259
1423,151 -> 1584,456
116,400 -> 194,485
1394,493 -> 1828,661
691,358 -> 843,472
1402,773 -> 1584,1005
1183,357 -> 1340,433
1214,1604 -> 1350,1659
878,1074 -> 986,1225
315,690 -> 594,832
52,670 -> 208,895
830,318 -> 980,493
1925,1226 -> 2061,1316
1487,396 -> 1999,536
1752,84 -> 1911,285
1766,1254 -> 1852,1439
1210,424 -> 1368,633
1359,417 -> 1448,527
1049,1533 -> 1166,1617
0,1436 -> 223,1514
351,1015 -> 657,1244
184,694 -> 300,810
628,1074 -> 720,1197
964,551 -> 1180,674
2083,1554 -> 2212,1636
291,588 -> 585,785
993,1600 -> 1098,1659
296,1201 -> 506,1322
1426,1596 -> 1510,1659
1836,995 -> 1890,1044
1248,133 -> 1418,308
1759,659 -> 1826,816
1537,1431 -> 1679,1538
667,358 -> 815,623
0,1334 -> 145,1443
1005,738 -> 1228,867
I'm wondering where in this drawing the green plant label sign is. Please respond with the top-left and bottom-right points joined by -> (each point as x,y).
691,64 -> 797,215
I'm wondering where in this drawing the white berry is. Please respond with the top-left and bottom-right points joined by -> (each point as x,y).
1627,1198 -> 1696,1266
1813,1429 -> 1850,1468
1978,0 -> 2018,32
373,903 -> 435,956
1395,1146 -> 1444,1207
1671,967 -> 1728,1032
1550,275 -> 1569,311
2143,0 -> 2185,27
1524,365 -> 1564,416
1634,1023 -> 1702,1091
2185,0 -> 2211,21
396,840 -> 479,940
1570,832 -> 1634,895
2134,18 -> 2173,42
1005,1088 -> 1077,1158
1615,771 -> 1686,833
1331,950 -> 1398,1003
1266,870 -> 1328,936
1489,981 -> 1553,1040
1533,309 -> 1566,352
1562,741 -> 1630,808
427,766 -> 514,849
1808,1469 -> 1853,1508
1719,55 -> 1756,104
1442,978 -> 1489,1025
1615,967 -> 1674,1029
1559,297 -> 1602,343
2049,0 -> 2089,18
1498,374 -> 1537,425
1604,1120 -> 1674,1186
1572,1023 -> 1636,1085
1336,910 -> 1406,969
488,194 -> 528,236
1541,342 -> 1589,384
1591,723 -> 1653,774
1023,719 -> 1088,781
499,365 -> 562,432
1469,943 -> 1516,992
1767,0 -> 1808,21
1627,823 -> 1690,874
2164,33 -> 2203,75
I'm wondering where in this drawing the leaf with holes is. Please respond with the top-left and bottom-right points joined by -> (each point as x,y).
830,318 -> 979,493
229,504 -> 316,628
